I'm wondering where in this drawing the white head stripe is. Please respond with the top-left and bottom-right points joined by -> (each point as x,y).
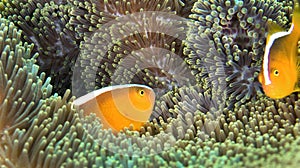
262,23 -> 294,85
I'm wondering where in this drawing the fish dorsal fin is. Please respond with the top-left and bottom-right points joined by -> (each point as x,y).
267,20 -> 285,35
293,2 -> 300,36
266,20 -> 286,43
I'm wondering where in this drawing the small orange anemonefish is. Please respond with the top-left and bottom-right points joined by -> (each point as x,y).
258,1 -> 300,99
73,84 -> 155,133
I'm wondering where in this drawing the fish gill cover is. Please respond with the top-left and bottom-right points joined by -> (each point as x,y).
1,0 -> 300,167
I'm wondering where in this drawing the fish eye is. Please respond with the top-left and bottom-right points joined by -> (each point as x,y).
273,69 -> 279,76
139,89 -> 145,96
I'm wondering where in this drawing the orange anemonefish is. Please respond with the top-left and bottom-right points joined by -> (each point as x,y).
73,84 -> 155,133
258,2 -> 300,99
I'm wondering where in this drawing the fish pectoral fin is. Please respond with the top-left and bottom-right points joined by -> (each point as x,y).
294,82 -> 300,92
294,87 -> 300,93
297,56 -> 300,79
258,72 -> 263,83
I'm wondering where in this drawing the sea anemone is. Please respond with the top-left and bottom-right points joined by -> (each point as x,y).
1,0 -> 80,95
0,16 -> 52,133
152,81 -> 300,166
71,2 -> 197,99
1,0 -> 300,167
2,79 -> 300,167
172,0 -> 198,18
0,15 -> 104,167
152,84 -> 224,140
185,0 -> 293,108
0,91 -> 83,167
67,0 -> 191,39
